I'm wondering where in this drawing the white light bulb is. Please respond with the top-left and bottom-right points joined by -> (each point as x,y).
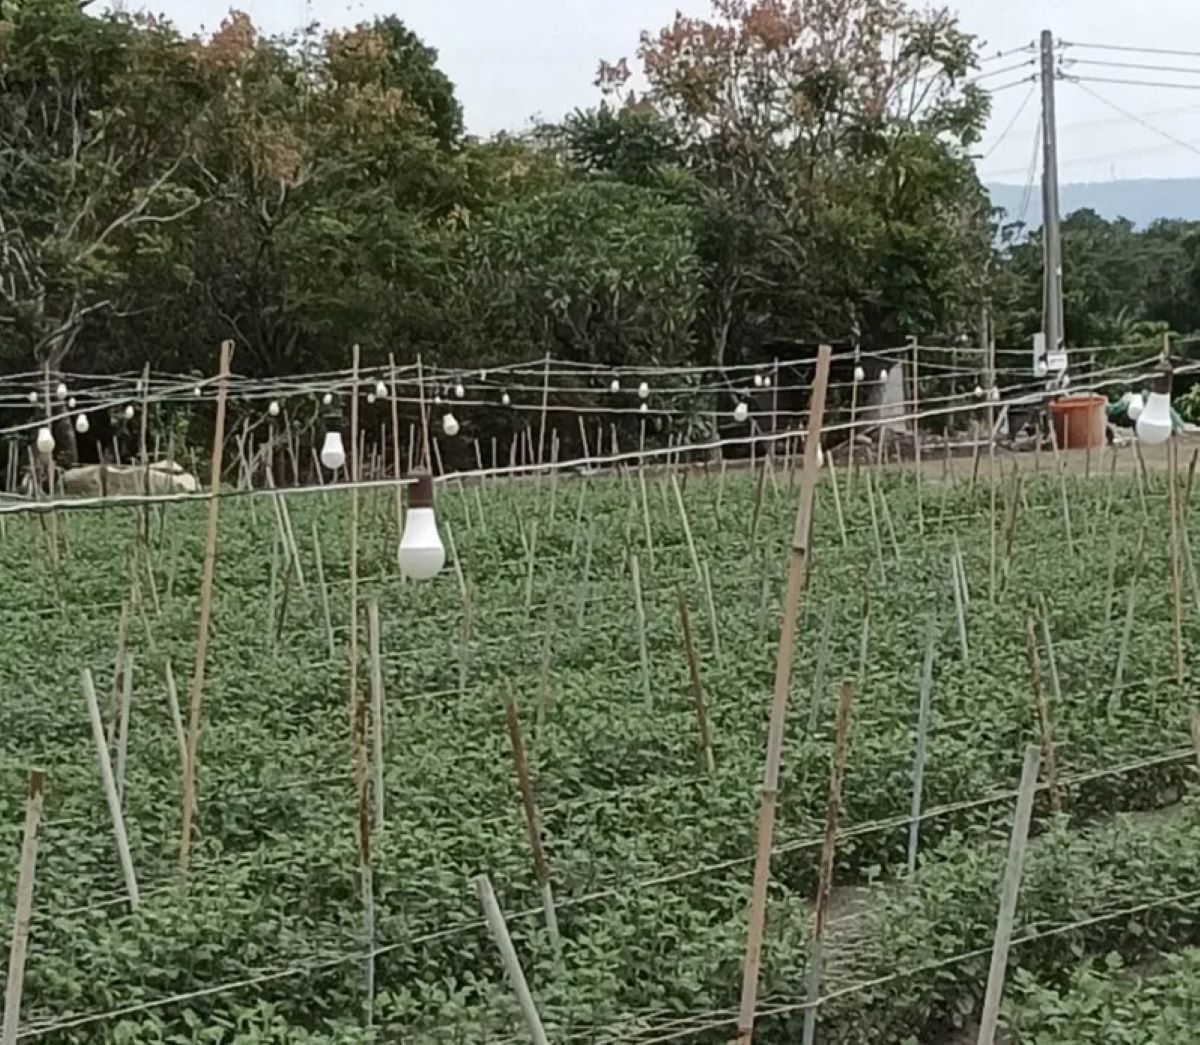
454,383 -> 465,399
123,405 -> 135,420
55,382 -> 68,400
397,474 -> 444,581
67,397 -> 76,409
479,369 -> 488,380
433,394 -> 442,405
1061,375 -> 1071,388
75,413 -> 89,434
367,393 -> 376,405
375,380 -> 387,398
734,401 -> 750,423
35,427 -> 55,455
854,366 -> 865,383
1136,391 -> 1173,445
322,392 -> 333,406
878,368 -> 888,382
1036,360 -> 1048,377
764,375 -> 772,387
817,445 -> 825,468
610,378 -> 620,393
442,412 -> 460,437
974,385 -> 984,398
135,379 -> 144,393
1127,392 -> 1145,421
753,373 -> 764,388
268,400 -> 280,417
989,386 -> 1000,402
501,392 -> 511,406
193,385 -> 202,397
639,402 -> 648,413
320,431 -> 346,470
637,381 -> 650,399
27,391 -> 38,404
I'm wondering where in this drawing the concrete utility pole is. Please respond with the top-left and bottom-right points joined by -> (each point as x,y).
1040,29 -> 1065,362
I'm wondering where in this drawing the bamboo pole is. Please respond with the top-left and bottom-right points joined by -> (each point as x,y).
1,769 -> 45,1045
735,344 -> 832,1045
82,669 -> 139,907
800,677 -> 855,1045
367,600 -> 386,831
671,474 -> 702,584
906,620 -> 936,874
1168,436 -> 1185,687
701,560 -> 721,662
474,874 -> 551,1045
1024,617 -> 1062,813
630,553 -> 652,711
523,519 -> 539,615
825,447 -> 847,549
311,521 -> 336,660
678,589 -> 715,775
950,548 -> 969,661
114,652 -> 133,803
503,692 -> 564,971
976,745 -> 1042,1045
388,354 -> 404,549
537,351 -> 551,471
638,465 -> 655,572
178,340 -> 233,874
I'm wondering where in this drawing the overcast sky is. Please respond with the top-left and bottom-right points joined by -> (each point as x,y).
106,0 -> 1200,184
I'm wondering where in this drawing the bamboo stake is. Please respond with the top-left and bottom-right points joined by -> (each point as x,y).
503,692 -> 564,971
855,579 -> 871,684
82,669 -> 139,907
536,351 -> 551,470
114,652 -> 133,803
474,874 -> 551,1045
352,676 -> 375,1027
950,548 -> 969,660
825,447 -> 847,548
1048,420 -> 1074,554
671,474 -> 703,584
367,600 -> 386,831
800,678 -> 855,1045
735,344 -> 832,1045
678,589 -> 715,774
1109,530 -> 1147,715
1,769 -> 45,1045
906,620 -> 936,873
630,553 -> 652,711
523,519 -> 539,615
311,521 -> 336,660
535,605 -> 554,735
388,354 -> 403,548
1168,437 -> 1185,687
912,342 -> 924,534
347,343 -> 363,735
862,468 -> 886,573
1024,617 -> 1062,813
638,465 -> 655,571
163,660 -> 188,797
701,559 -> 721,661
178,340 -> 232,874
1191,709 -> 1200,769
1037,596 -> 1063,716
976,745 -> 1042,1045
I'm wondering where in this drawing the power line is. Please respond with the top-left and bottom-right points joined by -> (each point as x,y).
969,59 -> 1037,84
1061,40 -> 1200,61
981,74 -> 1038,96
980,83 -> 1037,160
1067,74 -> 1200,93
1066,78 -> 1200,160
1065,58 -> 1200,78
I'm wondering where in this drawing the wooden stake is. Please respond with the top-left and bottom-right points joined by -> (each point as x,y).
503,692 -> 564,971
163,660 -> 188,801
638,465 -> 655,571
906,620 -> 936,874
800,677 -> 855,1045
474,874 -> 551,1045
671,474 -> 702,584
825,447 -> 847,548
347,343 -> 363,732
367,600 -> 386,831
82,669 -> 139,907
701,559 -> 721,662
1024,617 -> 1062,813
951,547 -> 969,661
976,745 -> 1042,1045
114,652 -> 133,803
678,589 -> 715,775
1,769 -> 45,1045
311,521 -> 336,660
1190,709 -> 1200,769
630,553 -> 652,711
735,344 -> 832,1045
523,519 -> 539,615
388,354 -> 404,549
536,351 -> 551,470
1168,437 -> 1185,687
178,340 -> 232,874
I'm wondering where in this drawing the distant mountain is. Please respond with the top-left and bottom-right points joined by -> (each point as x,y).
986,178 -> 1200,229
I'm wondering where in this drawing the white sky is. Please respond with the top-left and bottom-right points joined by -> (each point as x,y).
106,0 -> 1200,184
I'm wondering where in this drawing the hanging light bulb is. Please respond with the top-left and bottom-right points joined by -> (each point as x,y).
27,390 -> 38,404
501,392 -> 511,407
1137,391 -> 1173,445
753,373 -> 764,388
637,381 -> 650,399
135,378 -> 144,393
479,369 -> 488,380
397,471 -> 445,581
442,412 -> 460,437
878,368 -> 889,382
454,383 -> 465,399
322,392 -> 334,406
75,413 -> 89,434
375,380 -> 387,399
433,394 -> 442,405
193,385 -> 202,397
1127,392 -> 1145,421
123,405 -> 135,420
366,393 -> 377,405
989,386 -> 1001,402
974,385 -> 984,398
639,402 -> 649,413
67,396 -> 77,409
854,366 -> 865,383
734,401 -> 750,423
764,375 -> 772,387
320,430 -> 346,471
268,400 -> 280,417
1035,359 -> 1048,377
35,427 -> 55,455
610,378 -> 621,393
55,382 -> 68,400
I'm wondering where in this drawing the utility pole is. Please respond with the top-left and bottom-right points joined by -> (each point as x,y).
1040,29 -> 1065,364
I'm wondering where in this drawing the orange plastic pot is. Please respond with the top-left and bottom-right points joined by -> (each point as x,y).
1049,395 -> 1106,450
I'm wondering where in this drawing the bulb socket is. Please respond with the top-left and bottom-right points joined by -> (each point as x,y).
408,470 -> 434,510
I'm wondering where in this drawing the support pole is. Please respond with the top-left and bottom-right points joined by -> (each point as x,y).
735,344 -> 832,1045
1,770 -> 45,1045
1040,28 -> 1065,363
474,874 -> 551,1045
178,340 -> 232,874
